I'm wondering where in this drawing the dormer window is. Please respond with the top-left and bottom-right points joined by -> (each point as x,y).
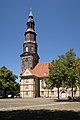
44,72 -> 47,75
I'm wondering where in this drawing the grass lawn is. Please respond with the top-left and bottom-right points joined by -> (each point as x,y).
0,98 -> 80,120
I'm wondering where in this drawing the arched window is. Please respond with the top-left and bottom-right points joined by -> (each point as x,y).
41,80 -> 44,89
24,59 -> 28,68
31,46 -> 34,52
26,47 -> 28,52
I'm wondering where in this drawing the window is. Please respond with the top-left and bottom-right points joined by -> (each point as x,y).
25,85 -> 28,89
44,72 -> 47,75
41,91 -> 44,95
31,46 -> 34,52
26,91 -> 28,95
41,80 -> 44,89
25,79 -> 28,83
22,58 -> 29,70
51,91 -> 54,95
26,47 -> 28,52
24,59 -> 28,68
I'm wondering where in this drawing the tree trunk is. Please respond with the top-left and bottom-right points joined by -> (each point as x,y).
58,88 -> 59,100
10,91 -> 14,98
48,89 -> 49,97
72,84 -> 74,101
1,84 -> 2,96
79,88 -> 80,97
4,89 -> 7,98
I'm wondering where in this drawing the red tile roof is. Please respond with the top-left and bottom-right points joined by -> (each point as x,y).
30,62 -> 50,78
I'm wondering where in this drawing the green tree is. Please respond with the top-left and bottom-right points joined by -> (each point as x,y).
58,48 -> 80,100
0,66 -> 19,97
46,60 -> 66,99
60,49 -> 78,100
75,58 -> 80,97
46,48 -> 80,100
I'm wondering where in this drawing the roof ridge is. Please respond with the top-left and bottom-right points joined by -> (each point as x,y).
37,62 -> 50,65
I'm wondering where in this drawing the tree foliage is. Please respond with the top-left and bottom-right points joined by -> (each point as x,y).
46,48 -> 80,100
0,66 -> 19,97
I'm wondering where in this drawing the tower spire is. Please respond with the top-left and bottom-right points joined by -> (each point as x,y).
27,8 -> 35,31
20,9 -> 39,73
29,8 -> 33,17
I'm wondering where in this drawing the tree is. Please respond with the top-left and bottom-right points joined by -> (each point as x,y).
46,48 -> 80,100
60,49 -> 77,100
0,66 -> 19,97
75,58 -> 80,97
46,60 -> 66,99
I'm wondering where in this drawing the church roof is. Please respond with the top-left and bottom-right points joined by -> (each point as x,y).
30,62 -> 50,78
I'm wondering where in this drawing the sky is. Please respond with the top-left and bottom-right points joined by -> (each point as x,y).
0,0 -> 80,82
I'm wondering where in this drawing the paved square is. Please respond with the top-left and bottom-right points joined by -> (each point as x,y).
0,98 -> 80,111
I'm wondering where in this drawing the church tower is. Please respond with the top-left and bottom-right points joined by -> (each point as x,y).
20,9 -> 39,74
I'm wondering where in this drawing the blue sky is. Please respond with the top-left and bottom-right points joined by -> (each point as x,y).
0,0 -> 80,82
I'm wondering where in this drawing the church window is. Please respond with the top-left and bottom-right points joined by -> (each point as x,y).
41,91 -> 44,95
51,91 -> 54,95
26,47 -> 29,52
24,59 -> 28,68
41,80 -> 44,89
31,46 -> 34,52
25,79 -> 28,83
26,91 -> 28,95
25,85 -> 28,89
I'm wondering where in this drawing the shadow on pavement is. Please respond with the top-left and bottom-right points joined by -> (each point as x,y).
0,110 -> 80,120
54,97 -> 80,102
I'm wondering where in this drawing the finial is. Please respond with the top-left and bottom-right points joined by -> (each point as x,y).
29,8 -> 33,17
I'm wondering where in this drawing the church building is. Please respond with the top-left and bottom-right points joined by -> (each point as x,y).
20,10 -> 79,98
20,9 -> 52,98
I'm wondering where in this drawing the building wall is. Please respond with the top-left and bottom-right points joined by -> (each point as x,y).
40,79 -> 80,98
20,78 -> 35,98
20,77 -> 40,98
20,77 -> 80,98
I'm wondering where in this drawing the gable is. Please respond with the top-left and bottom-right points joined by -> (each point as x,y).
22,69 -> 32,76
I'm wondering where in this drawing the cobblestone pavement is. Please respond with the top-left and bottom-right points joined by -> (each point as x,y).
0,98 -> 80,111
